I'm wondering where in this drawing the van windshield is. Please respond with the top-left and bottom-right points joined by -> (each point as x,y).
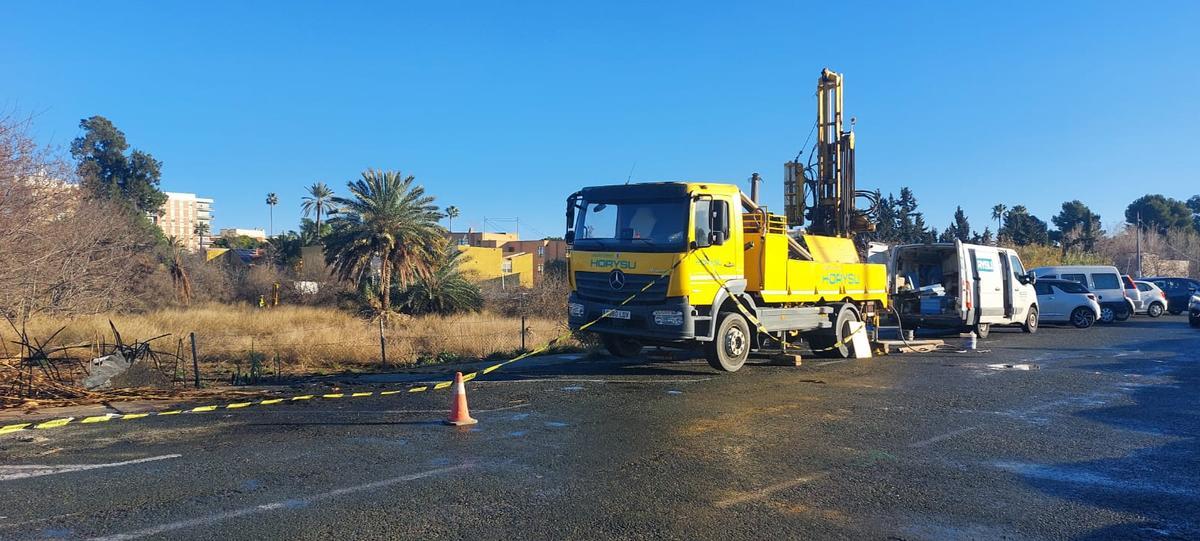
573,199 -> 688,252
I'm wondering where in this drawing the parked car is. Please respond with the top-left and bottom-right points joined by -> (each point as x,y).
1032,266 -> 1134,324
1034,279 -> 1101,328
1145,277 -> 1200,315
889,241 -> 1038,337
1191,293 -> 1200,328
1122,275 -> 1141,311
1132,280 -> 1167,317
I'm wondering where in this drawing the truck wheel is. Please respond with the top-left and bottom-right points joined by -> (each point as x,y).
601,335 -> 642,358
1114,305 -> 1132,322
705,313 -> 750,372
973,323 -> 991,338
809,304 -> 861,359
1147,302 -> 1164,318
1070,307 -> 1095,329
1022,306 -> 1039,333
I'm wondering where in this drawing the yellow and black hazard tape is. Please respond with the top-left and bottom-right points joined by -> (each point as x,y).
0,252 -> 693,437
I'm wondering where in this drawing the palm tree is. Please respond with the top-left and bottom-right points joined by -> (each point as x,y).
301,182 -> 336,244
265,192 -> 279,236
324,169 -> 446,319
193,222 -> 210,248
991,203 -> 1007,244
167,236 -> 193,305
392,247 -> 483,315
444,205 -> 460,232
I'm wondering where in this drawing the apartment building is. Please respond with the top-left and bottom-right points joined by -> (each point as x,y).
156,192 -> 214,251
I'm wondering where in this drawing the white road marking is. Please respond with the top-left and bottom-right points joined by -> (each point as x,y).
0,454 -> 182,482
87,464 -> 472,541
715,473 -> 827,508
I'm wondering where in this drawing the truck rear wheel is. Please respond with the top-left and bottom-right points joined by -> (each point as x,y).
601,335 -> 643,358
705,312 -> 750,372
808,304 -> 861,359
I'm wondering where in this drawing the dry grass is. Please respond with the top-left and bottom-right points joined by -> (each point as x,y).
1,304 -> 576,376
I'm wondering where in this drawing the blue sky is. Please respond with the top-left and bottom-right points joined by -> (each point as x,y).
4,1 -> 1198,238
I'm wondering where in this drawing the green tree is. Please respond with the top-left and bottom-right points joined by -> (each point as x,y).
265,192 -> 279,236
300,218 -> 332,244
324,169 -> 446,319
991,203 -> 1007,244
444,205 -> 460,232
1186,195 -> 1200,233
1051,200 -> 1102,253
193,222 -> 210,247
70,116 -> 167,213
1125,194 -> 1192,234
301,182 -> 336,243
895,187 -> 928,243
392,248 -> 483,315
1000,205 -> 1050,246
941,206 -> 971,243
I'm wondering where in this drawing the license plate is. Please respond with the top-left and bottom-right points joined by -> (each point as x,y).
605,309 -> 631,320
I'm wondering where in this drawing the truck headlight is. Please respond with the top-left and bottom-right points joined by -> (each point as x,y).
568,303 -> 585,318
653,310 -> 684,326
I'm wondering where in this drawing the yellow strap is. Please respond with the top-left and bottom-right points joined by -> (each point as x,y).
259,399 -> 284,405
34,418 -> 73,429
191,405 -> 218,412
121,413 -> 150,420
351,392 -> 373,397
225,402 -> 253,409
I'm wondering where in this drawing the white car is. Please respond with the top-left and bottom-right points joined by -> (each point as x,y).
1034,279 -> 1102,328
1133,280 -> 1168,317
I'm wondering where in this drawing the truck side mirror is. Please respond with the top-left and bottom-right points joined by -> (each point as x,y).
565,231 -> 575,244
710,231 -> 726,246
1025,272 -> 1037,285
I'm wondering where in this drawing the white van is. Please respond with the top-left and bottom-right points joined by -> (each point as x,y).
889,241 -> 1039,337
1030,265 -> 1134,323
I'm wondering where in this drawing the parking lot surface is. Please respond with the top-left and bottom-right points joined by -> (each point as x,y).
2,317 -> 1197,540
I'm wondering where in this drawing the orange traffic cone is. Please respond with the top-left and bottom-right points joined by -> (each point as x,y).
444,372 -> 478,426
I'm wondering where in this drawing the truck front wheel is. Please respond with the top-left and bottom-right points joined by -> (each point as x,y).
705,312 -> 750,372
602,335 -> 643,358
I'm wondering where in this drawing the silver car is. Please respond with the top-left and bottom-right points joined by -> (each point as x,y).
1035,279 -> 1102,328
1190,294 -> 1200,328
1133,280 -> 1168,317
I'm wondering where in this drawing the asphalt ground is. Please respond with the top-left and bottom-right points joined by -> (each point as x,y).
1,316 -> 1197,540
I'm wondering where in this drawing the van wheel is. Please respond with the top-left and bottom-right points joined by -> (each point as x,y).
705,312 -> 750,372
1147,302 -> 1164,318
1114,305 -> 1132,322
1022,306 -> 1039,333
1099,306 -> 1116,324
1070,307 -> 1096,328
973,323 -> 991,338
809,304 -> 862,359
602,335 -> 642,358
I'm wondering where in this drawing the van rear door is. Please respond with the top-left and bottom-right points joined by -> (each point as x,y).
956,241 -> 974,324
972,246 -> 1005,322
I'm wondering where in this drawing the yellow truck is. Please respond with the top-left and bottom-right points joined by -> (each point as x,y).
565,69 -> 889,371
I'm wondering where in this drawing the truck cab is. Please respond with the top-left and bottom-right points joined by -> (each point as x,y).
565,182 -> 743,347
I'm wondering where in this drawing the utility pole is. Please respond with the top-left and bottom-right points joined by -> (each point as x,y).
1135,212 -> 1143,278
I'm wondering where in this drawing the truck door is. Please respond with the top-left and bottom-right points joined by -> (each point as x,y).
972,247 -> 1005,322
688,195 -> 742,306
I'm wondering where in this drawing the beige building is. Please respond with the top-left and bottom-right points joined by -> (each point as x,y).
219,228 -> 268,241
156,192 -> 214,251
449,230 -> 519,248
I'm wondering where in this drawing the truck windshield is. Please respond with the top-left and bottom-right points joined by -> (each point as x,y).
573,199 -> 688,252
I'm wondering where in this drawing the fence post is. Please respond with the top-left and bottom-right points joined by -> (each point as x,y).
379,317 -> 388,369
190,332 -> 201,388
521,315 -> 527,352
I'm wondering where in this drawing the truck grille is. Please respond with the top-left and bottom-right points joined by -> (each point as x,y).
575,271 -> 669,305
